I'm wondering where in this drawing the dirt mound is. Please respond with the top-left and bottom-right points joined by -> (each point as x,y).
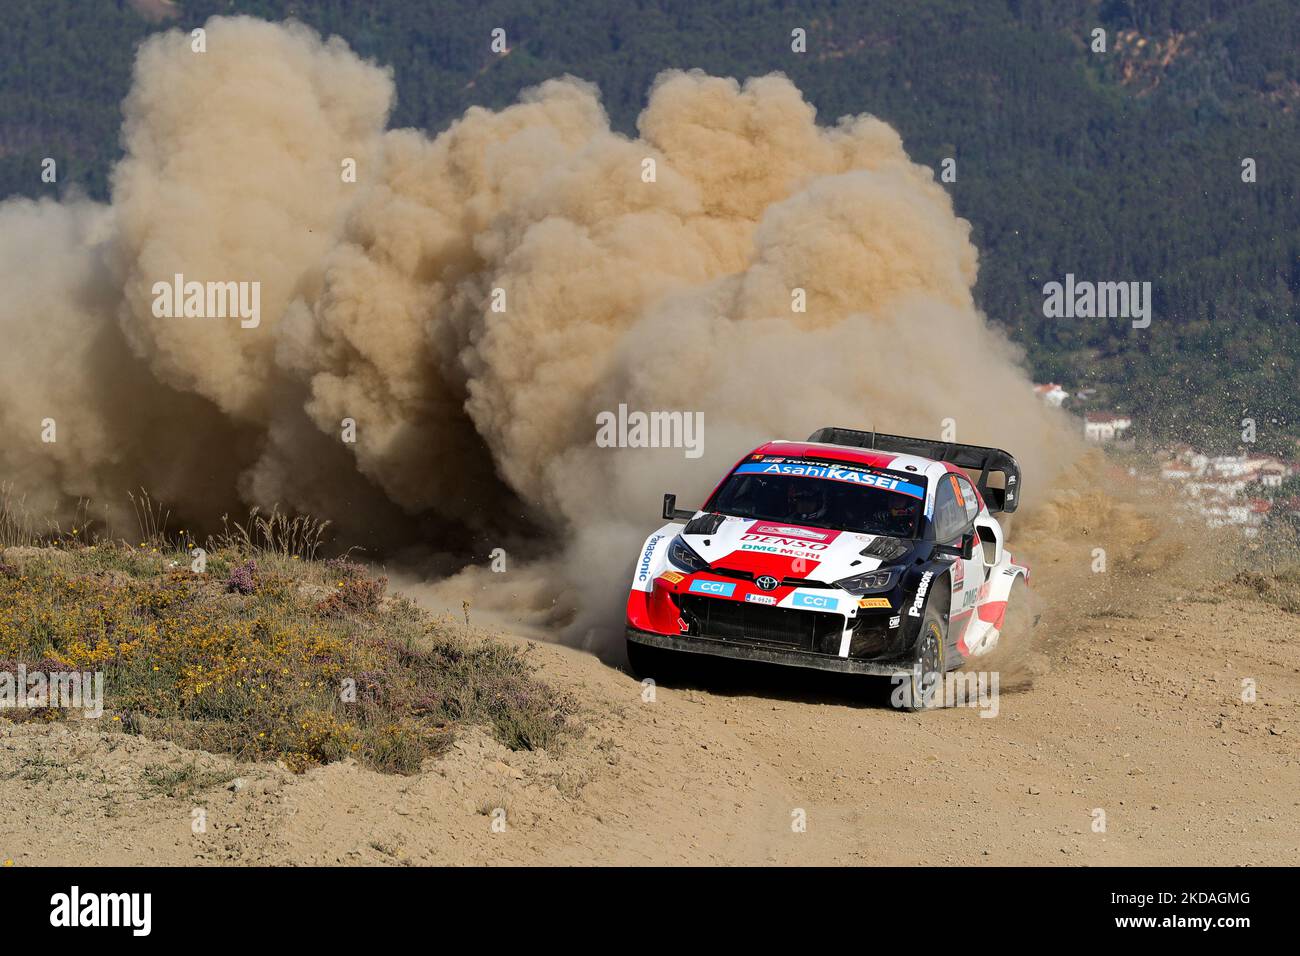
1233,566 -> 1300,615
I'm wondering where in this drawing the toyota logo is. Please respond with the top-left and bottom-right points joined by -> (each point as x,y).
756,575 -> 779,591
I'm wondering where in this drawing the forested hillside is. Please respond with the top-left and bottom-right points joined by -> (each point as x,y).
2,0 -> 1296,453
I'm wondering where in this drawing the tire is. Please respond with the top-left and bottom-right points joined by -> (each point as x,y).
625,638 -> 680,683
898,601 -> 946,711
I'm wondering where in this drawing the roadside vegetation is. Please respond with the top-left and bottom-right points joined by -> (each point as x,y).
0,491 -> 575,774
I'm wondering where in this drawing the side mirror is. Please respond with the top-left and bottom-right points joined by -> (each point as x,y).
959,531 -> 975,560
934,531 -> 976,561
662,493 -> 695,521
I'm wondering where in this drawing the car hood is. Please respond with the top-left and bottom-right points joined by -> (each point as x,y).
682,515 -> 905,584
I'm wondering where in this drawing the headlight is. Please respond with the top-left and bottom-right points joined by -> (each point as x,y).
667,535 -> 709,573
833,566 -> 902,594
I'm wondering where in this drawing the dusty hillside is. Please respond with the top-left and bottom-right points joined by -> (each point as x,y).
2,460 -> 1297,866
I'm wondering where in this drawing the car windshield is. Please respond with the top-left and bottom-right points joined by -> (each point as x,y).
707,459 -> 925,538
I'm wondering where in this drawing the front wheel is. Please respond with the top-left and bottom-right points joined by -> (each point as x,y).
898,603 -> 946,711
625,638 -> 681,684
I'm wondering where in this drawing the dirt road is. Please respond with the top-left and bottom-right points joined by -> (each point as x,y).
3,468 -> 1297,865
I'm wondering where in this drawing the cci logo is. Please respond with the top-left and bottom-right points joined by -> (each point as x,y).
792,592 -> 838,611
689,579 -> 737,598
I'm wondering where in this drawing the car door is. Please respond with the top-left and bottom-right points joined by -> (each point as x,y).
934,474 -> 985,645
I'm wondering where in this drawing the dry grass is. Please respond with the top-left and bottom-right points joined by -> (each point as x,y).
209,506 -> 331,562
139,763 -> 234,798
0,540 -> 575,774
0,485 -> 94,550
2,486 -> 329,563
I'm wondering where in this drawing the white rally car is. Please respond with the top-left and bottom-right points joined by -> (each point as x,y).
625,427 -> 1030,708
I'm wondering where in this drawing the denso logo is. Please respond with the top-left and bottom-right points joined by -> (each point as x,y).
748,523 -> 832,542
908,571 -> 934,618
740,534 -> 829,551
637,534 -> 663,582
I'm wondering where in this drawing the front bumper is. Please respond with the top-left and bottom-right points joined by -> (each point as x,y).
627,626 -> 912,677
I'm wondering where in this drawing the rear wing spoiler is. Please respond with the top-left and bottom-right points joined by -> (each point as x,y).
806,427 -> 1022,514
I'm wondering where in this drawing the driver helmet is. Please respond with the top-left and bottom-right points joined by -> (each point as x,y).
788,484 -> 826,521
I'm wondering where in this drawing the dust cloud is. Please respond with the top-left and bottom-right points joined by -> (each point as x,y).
0,16 -> 1080,649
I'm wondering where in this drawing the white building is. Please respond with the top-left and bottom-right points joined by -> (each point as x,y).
1032,383 -> 1070,407
1084,412 -> 1132,443
1259,461 -> 1291,488
1157,442 -> 1294,538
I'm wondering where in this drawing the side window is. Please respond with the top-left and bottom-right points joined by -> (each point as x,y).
954,476 -> 980,522
933,475 -> 969,542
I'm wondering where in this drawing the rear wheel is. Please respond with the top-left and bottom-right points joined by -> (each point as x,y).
898,603 -> 946,711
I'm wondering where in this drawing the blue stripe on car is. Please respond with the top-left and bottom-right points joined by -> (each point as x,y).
733,462 -> 924,499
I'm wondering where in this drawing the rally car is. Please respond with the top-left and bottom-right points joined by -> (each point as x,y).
625,427 -> 1029,709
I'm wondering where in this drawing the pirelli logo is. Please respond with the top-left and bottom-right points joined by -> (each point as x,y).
857,597 -> 892,609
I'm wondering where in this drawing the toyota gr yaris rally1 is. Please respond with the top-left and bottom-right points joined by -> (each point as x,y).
625,427 -> 1029,709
